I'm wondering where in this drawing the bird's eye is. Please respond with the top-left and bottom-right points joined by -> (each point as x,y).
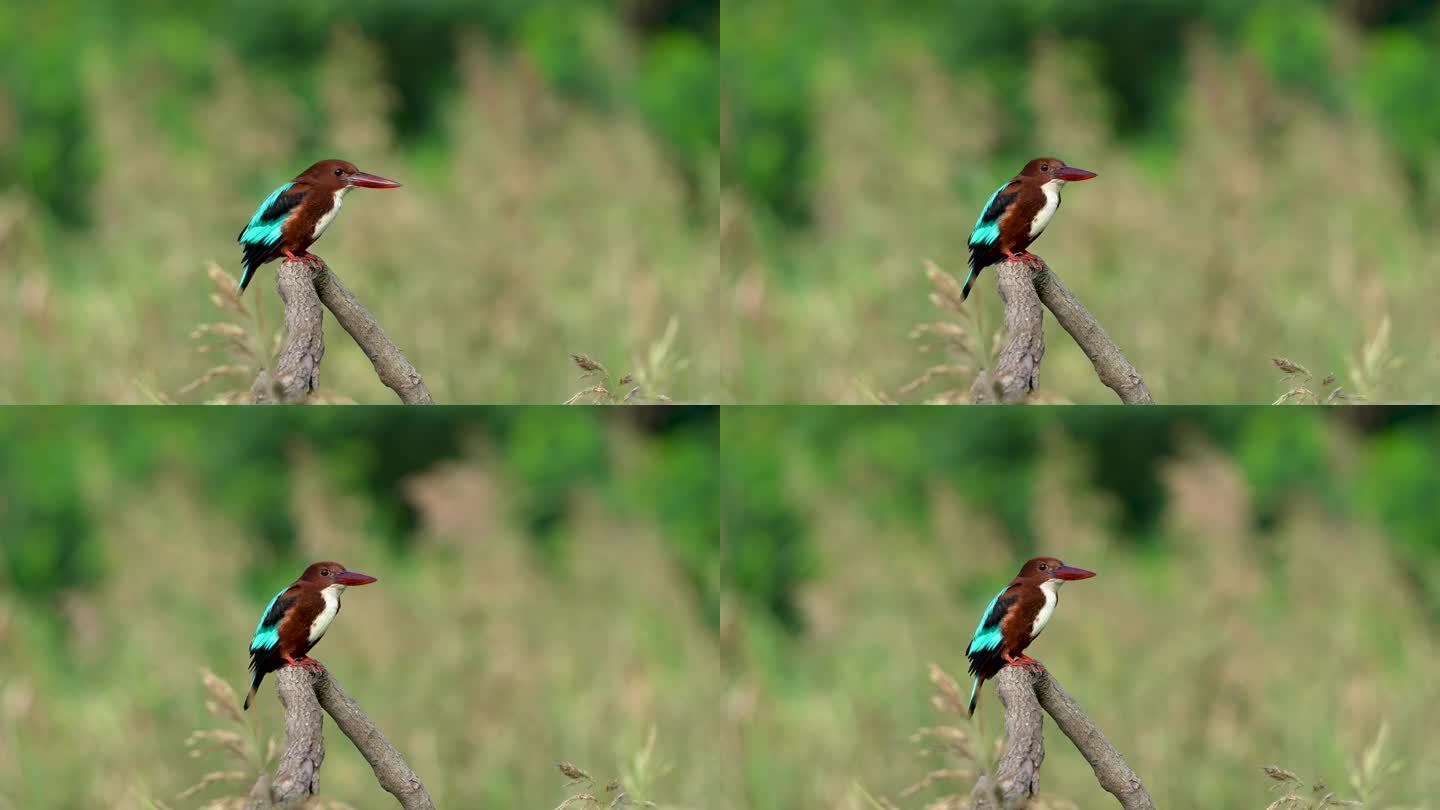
320,568 -> 329,576
1040,164 -> 1050,172
334,168 -> 344,176
1039,562 -> 1048,570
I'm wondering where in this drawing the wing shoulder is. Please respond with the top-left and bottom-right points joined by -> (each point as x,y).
249,585 -> 299,655
239,182 -> 306,244
966,587 -> 1016,655
969,181 -> 1019,247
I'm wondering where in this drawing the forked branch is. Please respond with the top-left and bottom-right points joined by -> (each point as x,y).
970,666 -> 1154,810
968,257 -> 1153,404
246,665 -> 435,810
250,257 -> 434,404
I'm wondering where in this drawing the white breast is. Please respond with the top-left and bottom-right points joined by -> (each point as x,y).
308,583 -> 346,643
311,187 -> 351,242
1028,179 -> 1064,238
1030,579 -> 1062,639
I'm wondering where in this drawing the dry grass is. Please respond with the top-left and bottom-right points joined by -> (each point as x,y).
894,262 -> 1001,405
727,424 -> 1440,809
566,318 -> 684,404
0,447 -> 722,808
551,728 -> 669,809
1270,357 -> 1348,405
0,29 -> 722,403
728,34 -> 1440,403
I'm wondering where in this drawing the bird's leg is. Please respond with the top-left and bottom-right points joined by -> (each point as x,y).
299,252 -> 323,269
1016,654 -> 1046,671
281,654 -> 326,673
1003,652 -> 1047,672
282,249 -> 302,264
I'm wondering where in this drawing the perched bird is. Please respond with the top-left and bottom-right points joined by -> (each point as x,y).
963,158 -> 1097,301
965,556 -> 1095,715
243,561 -> 377,710
236,159 -> 402,293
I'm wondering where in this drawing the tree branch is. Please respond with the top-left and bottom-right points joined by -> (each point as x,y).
251,257 -> 434,404
970,666 -> 1154,810
969,257 -> 1153,404
247,665 -> 436,810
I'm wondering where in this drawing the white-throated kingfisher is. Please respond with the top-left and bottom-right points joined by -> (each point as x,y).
236,159 -> 402,293
965,556 -> 1095,715
243,560 -> 377,711
962,158 -> 1097,301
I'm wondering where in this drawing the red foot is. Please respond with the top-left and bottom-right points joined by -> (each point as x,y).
1003,652 -> 1046,672
283,655 -> 326,673
1013,251 -> 1043,268
281,250 -> 324,269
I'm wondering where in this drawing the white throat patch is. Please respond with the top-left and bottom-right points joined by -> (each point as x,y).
1029,179 -> 1064,238
311,186 -> 352,242
308,583 -> 346,643
1030,578 -> 1063,639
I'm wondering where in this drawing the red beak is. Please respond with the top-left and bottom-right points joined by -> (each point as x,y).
335,570 -> 377,586
1054,166 -> 1097,182
348,171 -> 402,189
1054,565 -> 1095,581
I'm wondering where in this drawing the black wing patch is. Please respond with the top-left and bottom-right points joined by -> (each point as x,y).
236,188 -> 307,243
974,189 -> 1018,236
965,593 -> 1016,681
248,592 -> 297,668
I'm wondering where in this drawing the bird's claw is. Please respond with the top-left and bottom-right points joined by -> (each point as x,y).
282,655 -> 326,673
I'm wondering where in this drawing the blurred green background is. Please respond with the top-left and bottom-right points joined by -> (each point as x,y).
723,0 -> 1440,403
0,1 -> 722,403
0,406 -> 723,809
724,407 -> 1440,808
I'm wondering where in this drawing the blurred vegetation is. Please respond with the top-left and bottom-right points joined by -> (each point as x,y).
0,1 -> 725,403
723,407 -> 1440,807
723,0 -> 1440,403
0,406 -> 723,808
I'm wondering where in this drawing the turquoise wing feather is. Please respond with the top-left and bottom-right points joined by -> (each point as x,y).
968,183 -> 1009,247
240,182 -> 296,247
966,588 -> 1007,655
249,587 -> 290,653
966,586 -> 1013,714
237,181 -> 305,292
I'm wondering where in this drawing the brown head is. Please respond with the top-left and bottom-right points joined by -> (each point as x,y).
1017,157 -> 1097,183
296,159 -> 403,191
1014,556 -> 1095,583
298,560 -> 378,587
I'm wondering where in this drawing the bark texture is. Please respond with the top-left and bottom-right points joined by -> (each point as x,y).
246,665 -> 436,810
250,257 -> 433,404
970,666 -> 1155,810
969,257 -> 1153,404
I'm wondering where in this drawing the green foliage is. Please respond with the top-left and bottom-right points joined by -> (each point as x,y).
0,1 -> 716,225
723,0 -> 1439,224
0,409 -> 724,808
0,408 -> 718,615
722,409 -> 814,630
1356,28 -> 1440,178
722,408 -> 1440,809
722,409 -> 1440,628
